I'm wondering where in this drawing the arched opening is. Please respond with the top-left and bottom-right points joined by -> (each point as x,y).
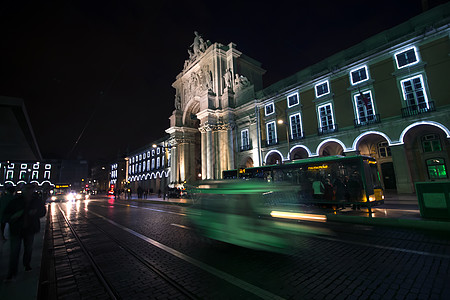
240,157 -> 254,168
291,147 -> 309,160
354,132 -> 396,190
318,141 -> 344,157
402,124 -> 450,183
265,151 -> 283,165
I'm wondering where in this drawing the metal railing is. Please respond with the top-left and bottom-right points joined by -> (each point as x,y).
318,124 -> 338,136
401,101 -> 435,118
354,114 -> 381,127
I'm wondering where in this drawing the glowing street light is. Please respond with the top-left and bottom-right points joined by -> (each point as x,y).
278,119 -> 290,160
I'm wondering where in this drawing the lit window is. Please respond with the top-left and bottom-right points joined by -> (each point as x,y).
142,162 -> 146,172
143,152 -> 146,159
6,170 -> 13,180
318,103 -> 335,131
44,171 -> 50,179
265,103 -> 274,116
426,158 -> 447,180
32,171 -> 38,180
157,157 -> 160,169
350,65 -> 369,85
395,46 -> 419,69
378,142 -> 391,157
139,154 -> 142,161
422,134 -> 442,153
287,93 -> 299,108
400,75 -> 429,110
266,121 -> 277,145
152,149 -> 155,156
290,113 -> 303,140
147,151 -> 150,157
315,81 -> 330,98
20,170 -> 27,180
147,160 -> 150,170
354,90 -> 375,124
157,147 -> 160,155
151,159 -> 155,169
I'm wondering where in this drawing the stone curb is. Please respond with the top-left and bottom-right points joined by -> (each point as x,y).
326,214 -> 450,232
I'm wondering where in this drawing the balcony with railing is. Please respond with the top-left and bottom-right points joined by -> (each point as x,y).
240,144 -> 252,152
354,114 -> 381,128
401,101 -> 435,118
265,138 -> 279,147
318,124 -> 338,136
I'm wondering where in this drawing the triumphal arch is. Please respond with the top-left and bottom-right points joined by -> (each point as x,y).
166,32 -> 265,184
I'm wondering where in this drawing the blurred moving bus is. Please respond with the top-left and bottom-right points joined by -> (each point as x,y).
223,155 -> 384,210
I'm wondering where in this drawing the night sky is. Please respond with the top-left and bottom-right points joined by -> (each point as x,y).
1,0 -> 448,164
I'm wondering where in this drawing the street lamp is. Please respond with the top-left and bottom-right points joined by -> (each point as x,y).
278,119 -> 290,161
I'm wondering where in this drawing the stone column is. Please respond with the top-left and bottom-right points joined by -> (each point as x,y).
390,144 -> 414,193
227,124 -> 235,171
200,129 -> 207,180
170,145 -> 178,185
206,128 -> 213,179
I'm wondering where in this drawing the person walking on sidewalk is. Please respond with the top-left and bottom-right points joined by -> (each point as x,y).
3,184 -> 46,281
0,186 -> 15,240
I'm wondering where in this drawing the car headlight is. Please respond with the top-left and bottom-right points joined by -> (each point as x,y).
76,194 -> 82,200
51,196 -> 57,201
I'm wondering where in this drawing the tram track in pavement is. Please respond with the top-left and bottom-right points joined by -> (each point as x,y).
55,204 -> 199,300
55,202 -> 286,300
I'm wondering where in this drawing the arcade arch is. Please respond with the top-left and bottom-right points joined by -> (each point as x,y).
265,150 -> 283,165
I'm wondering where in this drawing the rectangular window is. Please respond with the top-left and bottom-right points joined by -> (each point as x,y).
287,93 -> 299,108
427,158 -> 447,179
395,46 -> 419,69
354,91 -> 375,124
44,171 -> 51,179
378,142 -> 391,157
400,75 -> 428,110
350,65 -> 369,85
315,81 -> 330,98
318,103 -> 335,131
266,121 -> 277,145
32,171 -> 39,180
265,103 -> 274,116
157,157 -> 160,169
147,160 -> 150,170
422,135 -> 442,152
6,170 -> 13,180
151,159 -> 155,169
290,113 -> 303,140
241,129 -> 250,150
20,170 -> 27,180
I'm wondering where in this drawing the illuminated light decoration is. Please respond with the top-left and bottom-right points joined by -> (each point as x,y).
308,165 -> 329,170
351,131 -> 394,151
349,65 -> 369,85
394,46 -> 419,69
270,211 -> 327,222
400,74 -> 429,109
399,121 -> 450,144
287,92 -> 299,108
264,150 -> 285,164
315,138 -> 348,156
264,102 -> 275,116
317,102 -> 335,133
315,80 -> 330,98
289,145 -> 312,158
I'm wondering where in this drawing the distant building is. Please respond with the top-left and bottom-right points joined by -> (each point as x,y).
122,138 -> 171,194
163,4 -> 450,194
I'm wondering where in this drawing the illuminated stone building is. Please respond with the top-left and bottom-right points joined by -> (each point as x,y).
163,4 -> 450,194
